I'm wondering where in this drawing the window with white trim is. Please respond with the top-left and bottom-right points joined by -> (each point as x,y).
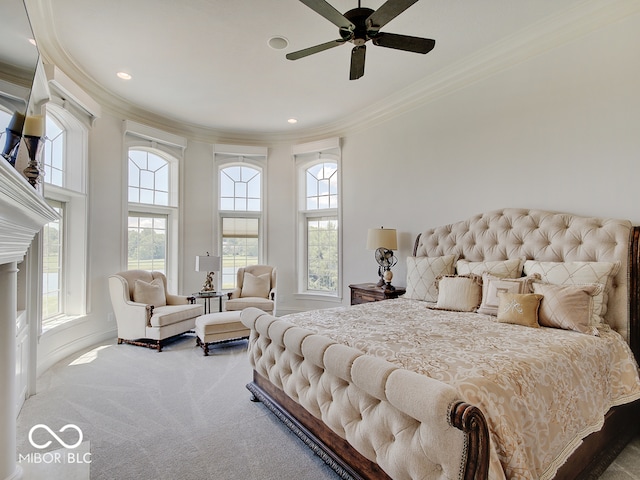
44,116 -> 64,187
219,165 -> 262,289
41,102 -> 90,327
215,145 -> 267,290
128,149 -> 169,205
294,139 -> 341,296
42,200 -> 64,319
124,122 -> 185,291
127,148 -> 174,275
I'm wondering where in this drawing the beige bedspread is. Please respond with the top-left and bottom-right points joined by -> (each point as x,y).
282,297 -> 640,480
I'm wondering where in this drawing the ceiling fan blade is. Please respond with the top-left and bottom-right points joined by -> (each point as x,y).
349,45 -> 366,80
366,0 -> 420,32
372,32 -> 435,54
298,0 -> 355,31
286,39 -> 345,60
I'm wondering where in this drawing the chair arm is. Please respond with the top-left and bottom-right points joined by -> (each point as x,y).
114,300 -> 153,336
109,275 -> 153,338
165,293 -> 192,305
227,288 -> 241,300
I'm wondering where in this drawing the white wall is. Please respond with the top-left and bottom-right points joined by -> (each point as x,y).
38,10 -> 640,366
337,11 -> 640,300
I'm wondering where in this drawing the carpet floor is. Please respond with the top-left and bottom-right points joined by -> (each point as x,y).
15,334 -> 640,480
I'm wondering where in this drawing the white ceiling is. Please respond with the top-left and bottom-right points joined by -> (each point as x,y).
22,0 -> 623,139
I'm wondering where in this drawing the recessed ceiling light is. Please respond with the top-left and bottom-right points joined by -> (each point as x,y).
117,71 -> 132,80
268,36 -> 289,50
287,118 -> 298,124
28,38 -> 37,46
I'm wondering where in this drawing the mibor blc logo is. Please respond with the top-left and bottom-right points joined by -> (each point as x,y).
19,424 -> 91,465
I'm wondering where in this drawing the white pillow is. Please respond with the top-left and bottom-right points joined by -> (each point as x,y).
133,278 -> 166,306
434,275 -> 482,312
523,260 -> 620,324
405,255 -> 457,302
532,282 -> 601,335
477,273 -> 537,316
241,272 -> 271,298
456,258 -> 524,279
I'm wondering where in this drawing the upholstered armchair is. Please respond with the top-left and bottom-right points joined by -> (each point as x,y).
225,265 -> 276,315
108,270 -> 204,351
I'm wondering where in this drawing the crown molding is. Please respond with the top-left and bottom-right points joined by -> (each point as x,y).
326,0 -> 640,138
24,0 -> 640,145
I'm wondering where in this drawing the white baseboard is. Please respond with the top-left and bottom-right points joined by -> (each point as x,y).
37,323 -> 116,378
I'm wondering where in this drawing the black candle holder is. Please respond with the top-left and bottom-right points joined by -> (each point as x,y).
23,135 -> 43,188
1,128 -> 22,167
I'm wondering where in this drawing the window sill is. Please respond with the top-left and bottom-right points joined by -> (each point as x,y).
293,292 -> 343,302
42,314 -> 87,335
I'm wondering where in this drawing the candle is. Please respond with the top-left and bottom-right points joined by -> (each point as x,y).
7,111 -> 25,133
23,115 -> 44,137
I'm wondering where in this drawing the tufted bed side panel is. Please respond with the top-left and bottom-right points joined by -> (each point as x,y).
242,307 -> 468,480
413,208 -> 632,341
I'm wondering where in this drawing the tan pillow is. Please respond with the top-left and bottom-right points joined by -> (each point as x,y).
477,273 -> 538,316
532,283 -> 601,335
405,255 -> 457,302
433,275 -> 482,312
456,258 -> 524,279
523,260 -> 619,324
241,272 -> 271,298
133,278 -> 166,306
497,292 -> 543,328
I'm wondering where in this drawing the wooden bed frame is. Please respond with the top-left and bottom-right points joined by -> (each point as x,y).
247,212 -> 640,480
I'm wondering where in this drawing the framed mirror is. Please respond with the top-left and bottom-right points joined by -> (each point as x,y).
0,0 -> 40,165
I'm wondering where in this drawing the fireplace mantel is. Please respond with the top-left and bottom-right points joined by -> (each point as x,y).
0,159 -> 58,264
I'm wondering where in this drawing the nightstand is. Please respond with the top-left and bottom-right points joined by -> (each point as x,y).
349,283 -> 406,305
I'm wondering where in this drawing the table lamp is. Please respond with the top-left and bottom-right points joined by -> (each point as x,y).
366,227 -> 398,289
195,253 -> 221,293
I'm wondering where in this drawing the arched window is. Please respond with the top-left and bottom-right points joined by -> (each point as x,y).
294,139 -> 341,297
128,149 -> 170,206
218,163 -> 263,289
40,102 -> 90,326
127,148 -> 175,274
302,161 -> 339,293
44,116 -> 65,187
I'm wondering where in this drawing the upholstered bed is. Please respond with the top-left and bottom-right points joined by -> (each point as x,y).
241,208 -> 640,480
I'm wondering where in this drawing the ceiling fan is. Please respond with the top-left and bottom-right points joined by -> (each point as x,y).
286,0 -> 436,80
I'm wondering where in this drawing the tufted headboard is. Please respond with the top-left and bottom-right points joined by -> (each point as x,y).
413,208 -> 636,350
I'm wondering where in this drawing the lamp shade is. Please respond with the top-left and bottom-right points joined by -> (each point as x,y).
366,227 -> 398,250
195,255 -> 220,272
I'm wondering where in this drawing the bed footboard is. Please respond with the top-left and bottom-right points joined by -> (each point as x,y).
241,307 -> 490,480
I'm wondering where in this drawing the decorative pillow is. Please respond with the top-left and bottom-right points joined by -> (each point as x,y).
133,278 -> 166,306
523,260 -> 620,324
477,273 -> 538,316
432,275 -> 482,312
405,255 -> 457,302
456,258 -> 524,279
532,283 -> 602,336
496,292 -> 543,328
241,272 -> 271,298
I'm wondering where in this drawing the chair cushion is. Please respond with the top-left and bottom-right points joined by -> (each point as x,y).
133,278 -> 166,306
241,272 -> 271,298
225,297 -> 274,312
149,304 -> 202,327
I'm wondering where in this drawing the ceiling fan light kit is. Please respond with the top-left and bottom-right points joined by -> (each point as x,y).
286,0 -> 435,80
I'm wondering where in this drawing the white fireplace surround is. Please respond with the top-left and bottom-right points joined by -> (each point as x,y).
0,159 -> 57,480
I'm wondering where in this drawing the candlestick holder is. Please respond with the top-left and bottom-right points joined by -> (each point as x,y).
23,135 -> 43,188
1,128 -> 22,167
